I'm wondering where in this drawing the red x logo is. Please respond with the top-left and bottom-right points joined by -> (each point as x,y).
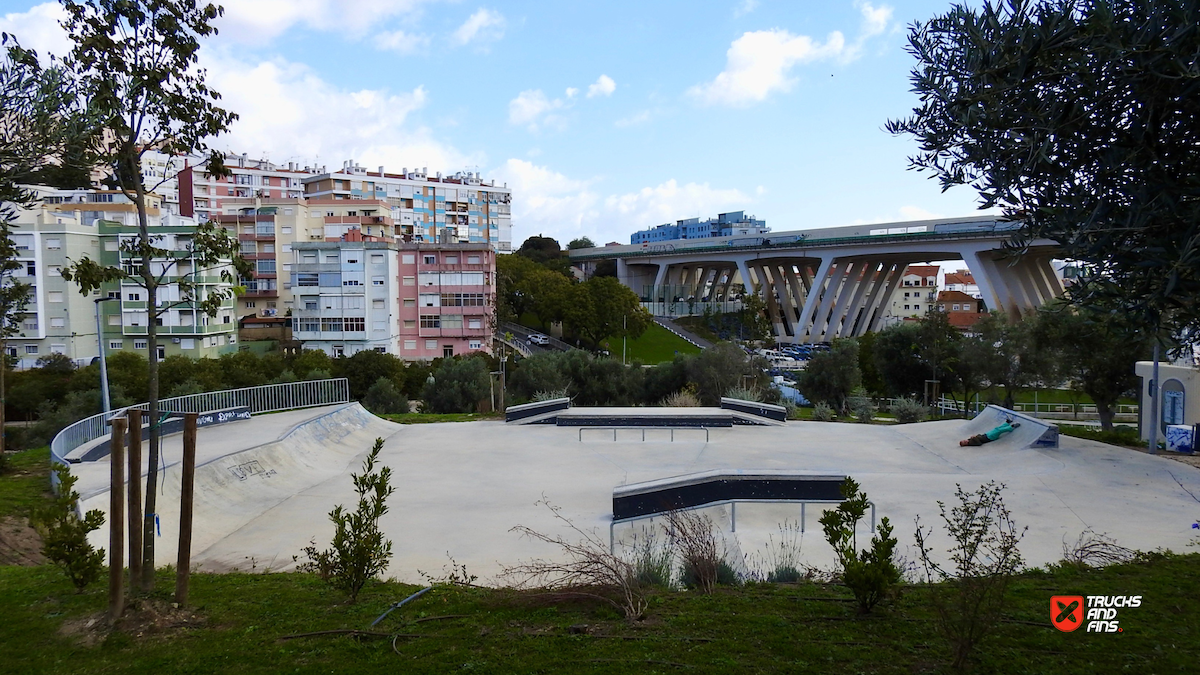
1051,595 -> 1084,632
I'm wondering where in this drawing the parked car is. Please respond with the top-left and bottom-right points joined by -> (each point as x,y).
528,333 -> 550,346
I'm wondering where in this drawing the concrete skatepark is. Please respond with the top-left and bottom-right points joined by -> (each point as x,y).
73,403 -> 1200,583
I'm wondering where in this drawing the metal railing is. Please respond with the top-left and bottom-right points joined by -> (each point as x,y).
933,396 -> 1138,419
49,378 -> 351,484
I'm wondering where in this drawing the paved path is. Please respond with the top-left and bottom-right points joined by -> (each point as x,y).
653,317 -> 713,349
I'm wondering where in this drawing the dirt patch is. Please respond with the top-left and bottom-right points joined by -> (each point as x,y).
59,598 -> 207,646
0,516 -> 46,566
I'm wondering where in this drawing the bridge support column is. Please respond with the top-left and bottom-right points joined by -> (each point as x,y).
866,262 -> 905,332
839,260 -> 877,338
968,250 -> 1015,318
795,257 -> 834,343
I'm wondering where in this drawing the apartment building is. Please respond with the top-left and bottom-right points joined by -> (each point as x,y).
288,240 -> 495,360
936,290 -> 987,330
630,211 -> 769,244
879,265 -> 940,326
302,160 -> 512,250
143,152 -> 514,252
6,187 -> 239,367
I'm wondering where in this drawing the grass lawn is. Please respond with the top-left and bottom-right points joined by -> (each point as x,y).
980,387 -> 1137,407
604,323 -> 701,364
1,553 -> 1197,674
0,446 -> 50,519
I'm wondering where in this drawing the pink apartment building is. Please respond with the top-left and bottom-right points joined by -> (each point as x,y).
398,243 -> 495,360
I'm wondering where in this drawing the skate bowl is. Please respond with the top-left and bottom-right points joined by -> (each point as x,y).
75,401 -> 1200,583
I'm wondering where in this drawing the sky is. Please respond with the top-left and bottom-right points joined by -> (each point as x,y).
0,0 -> 999,248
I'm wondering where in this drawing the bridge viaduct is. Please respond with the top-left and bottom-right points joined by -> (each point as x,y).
568,217 -> 1063,344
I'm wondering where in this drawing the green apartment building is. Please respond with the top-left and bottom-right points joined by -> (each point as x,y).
7,187 -> 239,368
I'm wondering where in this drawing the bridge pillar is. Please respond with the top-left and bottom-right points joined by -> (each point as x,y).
866,262 -> 905,332
795,256 -> 834,342
968,250 -> 1016,317
838,260 -> 877,338
807,259 -> 846,342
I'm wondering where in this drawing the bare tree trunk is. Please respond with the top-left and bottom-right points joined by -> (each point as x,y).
1096,402 -> 1114,432
134,177 -> 160,593
1,338 -> 6,455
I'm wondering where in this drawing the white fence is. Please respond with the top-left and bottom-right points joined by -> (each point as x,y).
49,378 -> 350,486
934,397 -> 1138,419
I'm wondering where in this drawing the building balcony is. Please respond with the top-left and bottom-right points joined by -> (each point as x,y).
324,215 -> 393,226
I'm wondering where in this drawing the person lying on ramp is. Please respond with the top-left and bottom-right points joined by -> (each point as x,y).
959,418 -> 1021,447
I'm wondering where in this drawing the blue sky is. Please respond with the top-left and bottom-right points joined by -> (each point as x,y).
1,0 -> 996,247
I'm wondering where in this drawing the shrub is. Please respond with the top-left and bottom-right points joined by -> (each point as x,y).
661,384 -> 702,407
819,477 -> 901,613
532,388 -> 570,402
629,531 -> 674,589
914,482 -> 1027,672
32,464 -> 106,592
891,397 -> 930,424
724,385 -> 764,402
362,377 -> 410,415
505,497 -> 652,621
681,558 -> 740,589
752,521 -> 810,583
0,451 -> 10,475
298,438 -> 395,602
812,403 -> 835,422
423,357 -> 491,413
665,510 -> 725,593
1058,528 -> 1135,570
847,387 -> 875,423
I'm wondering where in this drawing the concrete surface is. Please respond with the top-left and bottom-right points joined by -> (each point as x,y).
77,404 -> 1200,584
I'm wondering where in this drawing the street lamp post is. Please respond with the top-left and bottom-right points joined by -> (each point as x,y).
95,297 -> 119,416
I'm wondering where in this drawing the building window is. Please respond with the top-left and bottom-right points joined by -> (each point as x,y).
25,345 -> 38,354
952,304 -> 960,311
402,254 -> 415,264
904,304 -> 910,310
343,279 -> 361,286
246,301 -> 257,308
423,255 -> 436,264
426,339 -> 437,350
403,298 -> 415,307
344,317 -> 365,332
256,259 -> 276,274
445,256 -> 458,264
373,347 -> 386,353
109,341 -> 123,350
373,299 -> 386,309
320,318 -> 343,332
402,276 -> 415,286
298,318 -> 319,332
281,226 -> 292,234
46,238 -> 61,249
467,255 -> 480,264
127,292 -> 141,301
108,315 -> 121,326
441,315 -> 462,329
403,320 -> 416,329
404,340 -> 417,350
420,315 -> 440,328
49,317 -> 65,328
373,321 -> 386,332
371,254 -> 384,263
134,340 -> 147,349
468,318 -> 483,330
48,291 -> 64,303
372,276 -> 385,286
297,273 -> 319,286
913,304 -> 920,311
443,345 -> 454,358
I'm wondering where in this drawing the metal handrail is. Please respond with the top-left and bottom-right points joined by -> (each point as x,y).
49,378 -> 350,489
578,426 -> 710,442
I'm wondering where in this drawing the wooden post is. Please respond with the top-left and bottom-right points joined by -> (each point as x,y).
109,416 -> 126,623
127,409 -> 143,593
175,413 -> 198,606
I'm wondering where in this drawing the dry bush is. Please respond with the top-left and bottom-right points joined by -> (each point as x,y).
1060,529 -> 1135,569
665,510 -> 722,593
661,388 -> 702,407
504,498 -> 650,621
532,388 -> 570,402
750,520 -> 815,583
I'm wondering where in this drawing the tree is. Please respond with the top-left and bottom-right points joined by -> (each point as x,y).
422,357 -> 491,413
334,350 -> 405,401
798,338 -> 862,412
495,252 -> 545,324
362,377 -> 409,416
566,237 -> 595,250
887,0 -> 1200,340
1033,303 -> 1150,430
0,36 -> 96,453
873,322 -> 926,398
564,276 -> 651,348
972,313 -> 1052,409
685,342 -> 768,406
57,0 -> 242,593
737,292 -> 773,343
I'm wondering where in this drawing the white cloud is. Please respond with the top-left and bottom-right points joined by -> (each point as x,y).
204,51 -> 478,174
217,0 -> 438,43
689,3 -> 893,107
493,159 -> 601,240
493,160 -> 754,245
734,0 -> 760,18
452,8 -> 505,46
586,74 -> 616,98
0,2 -> 71,58
377,29 -> 431,54
565,87 -> 579,99
614,110 -> 654,128
507,89 -> 567,131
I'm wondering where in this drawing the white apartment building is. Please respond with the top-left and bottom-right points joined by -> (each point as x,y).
289,241 -> 400,357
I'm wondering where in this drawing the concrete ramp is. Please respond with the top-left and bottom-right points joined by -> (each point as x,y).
82,403 -> 400,569
958,404 -> 1059,449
